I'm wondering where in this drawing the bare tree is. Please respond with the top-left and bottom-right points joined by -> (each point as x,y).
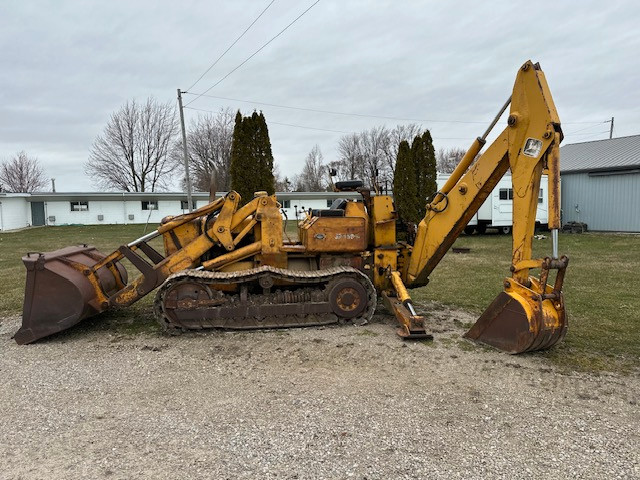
334,124 -> 422,191
0,151 -> 48,192
336,134 -> 365,181
177,108 -> 234,192
273,163 -> 293,192
359,126 -> 390,191
436,147 -> 467,173
86,97 -> 179,192
294,144 -> 327,191
386,124 -> 422,172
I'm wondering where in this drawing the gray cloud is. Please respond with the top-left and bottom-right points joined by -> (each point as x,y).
1,0 -> 638,191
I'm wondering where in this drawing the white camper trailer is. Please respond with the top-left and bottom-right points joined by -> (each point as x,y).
436,173 -> 549,234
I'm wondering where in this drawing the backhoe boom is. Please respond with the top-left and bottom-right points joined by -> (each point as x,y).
402,60 -> 567,353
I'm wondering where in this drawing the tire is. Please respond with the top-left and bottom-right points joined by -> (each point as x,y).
476,223 -> 487,235
499,226 -> 512,235
464,226 -> 476,235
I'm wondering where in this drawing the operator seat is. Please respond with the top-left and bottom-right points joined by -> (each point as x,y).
310,198 -> 348,218
334,180 -> 363,192
329,198 -> 348,210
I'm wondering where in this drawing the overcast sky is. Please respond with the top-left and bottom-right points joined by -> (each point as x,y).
1,1 -> 639,192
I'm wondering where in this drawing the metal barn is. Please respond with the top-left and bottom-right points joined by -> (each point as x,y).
560,135 -> 640,232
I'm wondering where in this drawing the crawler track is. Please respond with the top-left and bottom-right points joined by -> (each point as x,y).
154,266 -> 376,333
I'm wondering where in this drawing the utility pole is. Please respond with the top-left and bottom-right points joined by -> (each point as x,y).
177,89 -> 193,212
609,116 -> 614,139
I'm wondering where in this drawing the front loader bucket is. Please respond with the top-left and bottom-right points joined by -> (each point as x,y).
464,281 -> 567,354
14,245 -> 127,345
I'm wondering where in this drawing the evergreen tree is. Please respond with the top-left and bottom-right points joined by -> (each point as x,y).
393,140 -> 419,224
420,130 -> 438,218
411,135 -> 427,220
409,130 -> 438,220
253,112 -> 275,195
230,111 -> 275,204
230,111 -> 252,203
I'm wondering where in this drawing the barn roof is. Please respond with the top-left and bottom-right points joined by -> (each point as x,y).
560,134 -> 640,173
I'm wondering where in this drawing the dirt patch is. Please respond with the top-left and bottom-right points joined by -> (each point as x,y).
1,305 -> 638,479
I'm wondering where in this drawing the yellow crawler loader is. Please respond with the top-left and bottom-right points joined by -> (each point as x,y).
15,60 -> 568,353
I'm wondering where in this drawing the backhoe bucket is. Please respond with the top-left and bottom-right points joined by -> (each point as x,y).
14,245 -> 127,344
464,279 -> 567,354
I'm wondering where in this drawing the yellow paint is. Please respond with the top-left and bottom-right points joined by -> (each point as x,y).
202,242 -> 262,271
370,195 -> 396,247
504,276 -> 564,332
214,192 -> 240,250
373,248 -> 397,291
157,197 -> 225,235
547,133 -> 561,230
162,219 -> 200,256
408,60 -> 563,288
389,271 -> 411,304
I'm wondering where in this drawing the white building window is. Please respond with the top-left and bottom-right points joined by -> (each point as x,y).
538,189 -> 544,204
499,188 -> 514,200
282,200 -> 291,208
180,200 -> 196,210
70,201 -> 89,211
142,201 -> 158,210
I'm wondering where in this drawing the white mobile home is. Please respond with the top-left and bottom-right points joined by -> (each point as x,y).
437,173 -> 549,234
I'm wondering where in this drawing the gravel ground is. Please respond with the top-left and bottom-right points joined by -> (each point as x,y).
1,306 -> 638,480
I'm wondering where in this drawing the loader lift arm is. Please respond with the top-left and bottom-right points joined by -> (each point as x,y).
389,60 -> 568,353
14,192 -> 277,344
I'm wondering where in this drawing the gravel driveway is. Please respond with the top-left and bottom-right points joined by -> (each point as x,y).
1,307 -> 638,480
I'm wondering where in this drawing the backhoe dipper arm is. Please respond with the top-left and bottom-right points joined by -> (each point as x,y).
407,60 -> 562,287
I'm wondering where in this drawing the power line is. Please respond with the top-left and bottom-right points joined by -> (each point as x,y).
563,120 -> 612,124
185,0 -> 276,92
184,92 -> 489,124
184,106 -> 474,140
567,130 -> 611,137
185,0 -> 321,107
185,106 -> 353,134
269,121 -> 355,135
577,131 -> 610,142
565,121 -> 608,135
184,92 -> 616,128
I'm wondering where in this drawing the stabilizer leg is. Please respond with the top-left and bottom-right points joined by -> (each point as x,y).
385,271 -> 433,340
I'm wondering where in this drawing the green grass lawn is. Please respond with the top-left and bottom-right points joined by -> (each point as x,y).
413,231 -> 640,373
1,224 -> 638,373
0,224 -> 164,331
